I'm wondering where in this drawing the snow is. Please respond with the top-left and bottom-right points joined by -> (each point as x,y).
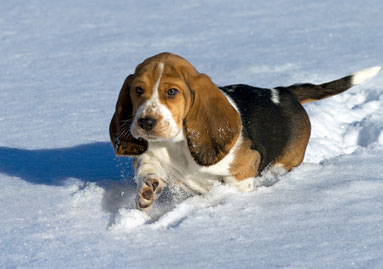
1,0 -> 383,267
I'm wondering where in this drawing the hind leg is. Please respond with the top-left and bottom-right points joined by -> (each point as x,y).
275,111 -> 311,171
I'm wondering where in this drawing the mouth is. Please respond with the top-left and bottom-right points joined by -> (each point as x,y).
140,135 -> 168,143
131,122 -> 181,142
132,129 -> 162,141
142,134 -> 161,140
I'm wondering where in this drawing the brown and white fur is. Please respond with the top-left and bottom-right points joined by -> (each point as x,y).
109,52 -> 380,210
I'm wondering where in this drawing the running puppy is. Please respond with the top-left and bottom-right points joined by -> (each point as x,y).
109,52 -> 380,210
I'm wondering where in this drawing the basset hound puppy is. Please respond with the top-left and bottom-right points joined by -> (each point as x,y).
109,52 -> 380,210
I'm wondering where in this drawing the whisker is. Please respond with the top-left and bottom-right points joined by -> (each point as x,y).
119,125 -> 133,140
119,117 -> 133,129
120,122 -> 131,129
119,117 -> 133,124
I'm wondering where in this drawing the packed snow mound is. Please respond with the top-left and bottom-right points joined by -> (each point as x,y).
305,80 -> 383,162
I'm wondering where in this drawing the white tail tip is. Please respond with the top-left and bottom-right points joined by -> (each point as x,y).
352,66 -> 381,85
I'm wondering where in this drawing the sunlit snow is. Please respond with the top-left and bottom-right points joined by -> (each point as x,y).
1,0 -> 383,267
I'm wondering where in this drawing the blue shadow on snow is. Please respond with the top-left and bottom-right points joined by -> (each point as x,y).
0,142 -> 133,185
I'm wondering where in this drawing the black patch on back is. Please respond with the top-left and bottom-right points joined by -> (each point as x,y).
220,84 -> 294,173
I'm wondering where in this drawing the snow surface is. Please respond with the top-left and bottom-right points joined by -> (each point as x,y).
1,0 -> 383,268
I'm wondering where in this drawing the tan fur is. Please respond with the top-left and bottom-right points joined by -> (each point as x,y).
184,73 -> 241,166
275,110 -> 311,171
299,98 -> 316,104
229,138 -> 261,181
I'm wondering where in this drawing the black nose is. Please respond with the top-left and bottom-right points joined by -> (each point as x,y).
138,117 -> 157,131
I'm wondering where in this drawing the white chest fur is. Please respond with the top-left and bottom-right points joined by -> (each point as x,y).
140,134 -> 242,194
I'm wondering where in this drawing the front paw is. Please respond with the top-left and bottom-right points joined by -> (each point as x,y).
137,186 -> 154,210
136,178 -> 164,210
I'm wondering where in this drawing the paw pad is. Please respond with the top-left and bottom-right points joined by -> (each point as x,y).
142,189 -> 153,200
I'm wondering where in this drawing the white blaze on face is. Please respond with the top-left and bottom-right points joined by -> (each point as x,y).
132,62 -> 181,140
151,62 -> 164,102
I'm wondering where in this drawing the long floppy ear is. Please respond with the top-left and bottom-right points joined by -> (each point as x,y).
109,75 -> 148,155
184,74 -> 241,166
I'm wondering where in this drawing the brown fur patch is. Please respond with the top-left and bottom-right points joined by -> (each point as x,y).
299,98 -> 317,104
109,75 -> 148,155
275,109 -> 311,171
229,138 -> 261,181
183,73 -> 241,166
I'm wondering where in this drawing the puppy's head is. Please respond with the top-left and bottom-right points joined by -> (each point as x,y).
110,52 -> 240,166
128,53 -> 195,141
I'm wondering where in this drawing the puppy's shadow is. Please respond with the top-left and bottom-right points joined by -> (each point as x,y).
0,142 -> 187,225
99,179 -> 137,226
0,142 -> 133,184
0,142 -> 140,222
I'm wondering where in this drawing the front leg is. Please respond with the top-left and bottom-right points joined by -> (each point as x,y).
224,146 -> 260,192
223,175 -> 255,192
136,178 -> 166,210
133,154 -> 166,210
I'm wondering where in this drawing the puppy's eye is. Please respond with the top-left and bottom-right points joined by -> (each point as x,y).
166,88 -> 179,98
135,87 -> 144,96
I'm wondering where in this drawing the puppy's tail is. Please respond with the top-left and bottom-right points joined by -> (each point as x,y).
277,66 -> 381,104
